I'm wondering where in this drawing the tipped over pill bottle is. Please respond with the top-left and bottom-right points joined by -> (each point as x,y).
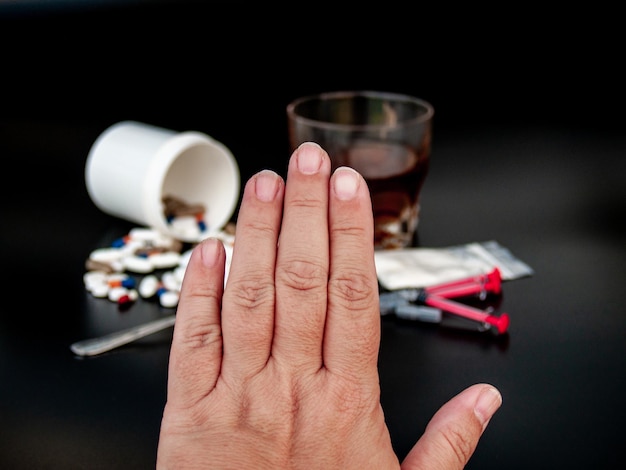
85,121 -> 240,242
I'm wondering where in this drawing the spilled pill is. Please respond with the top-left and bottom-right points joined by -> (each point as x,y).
84,224 -> 236,312
149,251 -> 181,269
90,282 -> 110,298
89,247 -> 125,263
123,255 -> 154,273
139,275 -> 160,298
159,290 -> 179,308
108,286 -> 130,302
161,271 -> 180,292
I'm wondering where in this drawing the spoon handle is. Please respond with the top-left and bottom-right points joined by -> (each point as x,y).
70,315 -> 176,356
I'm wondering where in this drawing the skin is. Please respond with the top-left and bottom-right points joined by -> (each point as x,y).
157,142 -> 502,469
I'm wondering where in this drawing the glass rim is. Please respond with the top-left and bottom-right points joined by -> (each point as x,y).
286,90 -> 434,131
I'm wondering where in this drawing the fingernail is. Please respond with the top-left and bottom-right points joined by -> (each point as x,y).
296,142 -> 323,174
333,167 -> 360,200
255,169 -> 280,202
474,385 -> 502,430
200,238 -> 221,268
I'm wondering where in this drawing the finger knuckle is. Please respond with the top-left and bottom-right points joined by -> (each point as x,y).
180,320 -> 222,351
439,423 -> 477,466
277,257 -> 327,292
330,223 -> 369,242
291,194 -> 324,211
224,277 -> 275,311
329,270 -> 377,312
237,217 -> 276,237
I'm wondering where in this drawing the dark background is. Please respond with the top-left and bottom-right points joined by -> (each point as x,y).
1,1 -> 625,469
3,1 -> 625,161
2,1 -> 624,224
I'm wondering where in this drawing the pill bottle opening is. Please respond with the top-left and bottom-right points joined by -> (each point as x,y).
146,132 -> 241,242
86,121 -> 240,244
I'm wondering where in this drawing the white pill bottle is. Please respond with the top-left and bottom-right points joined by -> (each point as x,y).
85,121 -> 240,242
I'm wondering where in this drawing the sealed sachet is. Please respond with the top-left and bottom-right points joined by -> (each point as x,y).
374,240 -> 534,290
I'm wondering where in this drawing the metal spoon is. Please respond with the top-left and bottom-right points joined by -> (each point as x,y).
70,315 -> 176,357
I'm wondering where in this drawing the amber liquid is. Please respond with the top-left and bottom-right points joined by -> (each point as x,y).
335,141 -> 430,249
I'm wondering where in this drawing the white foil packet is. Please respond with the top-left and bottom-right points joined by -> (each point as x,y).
375,240 -> 534,290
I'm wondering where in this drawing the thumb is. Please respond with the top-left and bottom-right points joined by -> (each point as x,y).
401,383 -> 502,470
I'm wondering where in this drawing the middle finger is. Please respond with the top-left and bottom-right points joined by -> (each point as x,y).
273,142 -> 331,372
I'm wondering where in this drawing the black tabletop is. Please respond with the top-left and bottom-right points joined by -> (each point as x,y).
2,2 -> 626,469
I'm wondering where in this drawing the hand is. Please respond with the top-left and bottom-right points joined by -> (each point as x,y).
156,142 -> 502,469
